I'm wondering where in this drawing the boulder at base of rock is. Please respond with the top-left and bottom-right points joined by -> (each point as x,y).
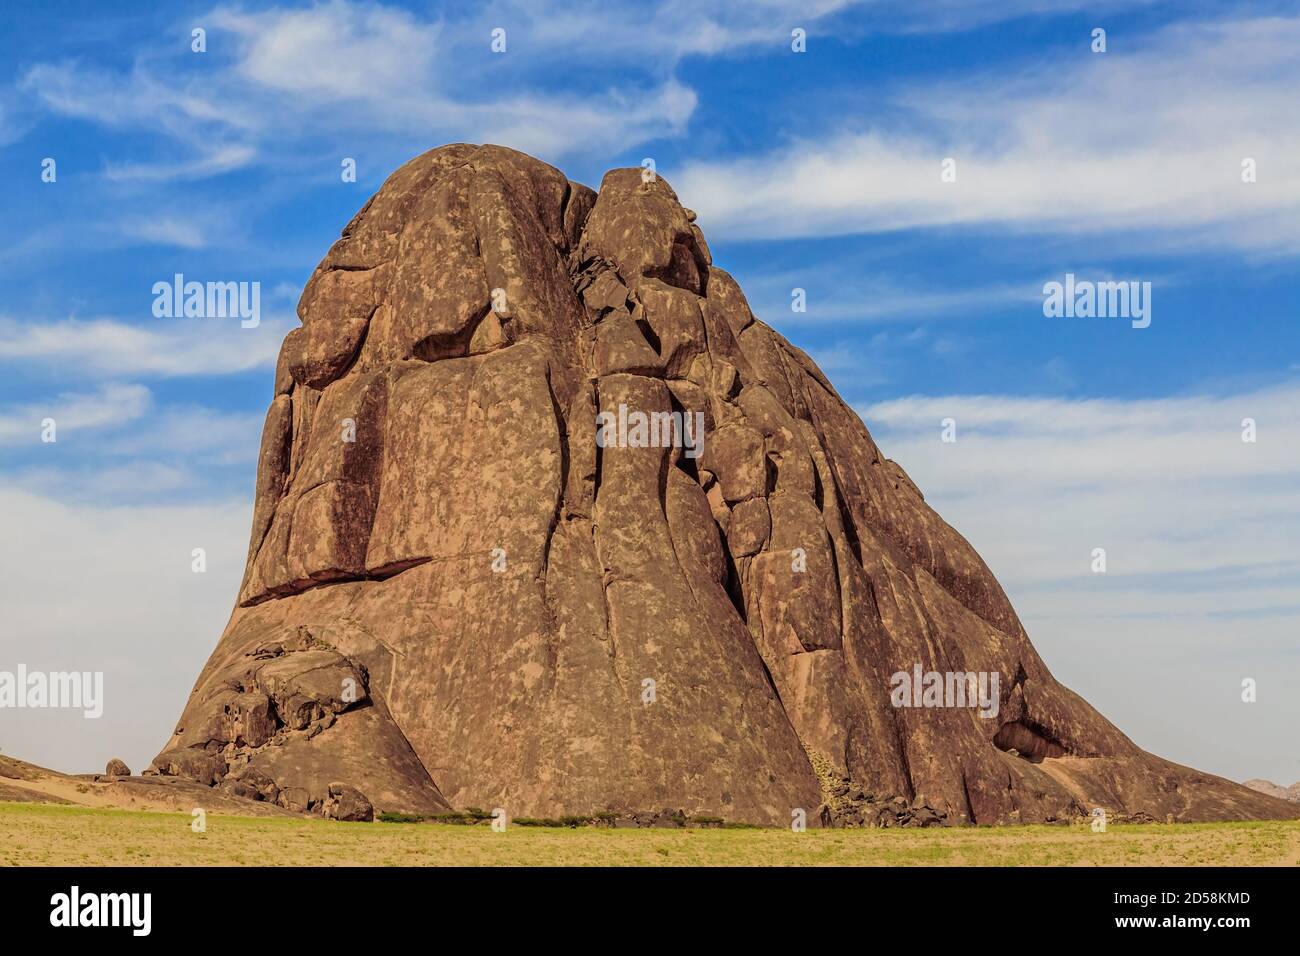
322,783 -> 374,822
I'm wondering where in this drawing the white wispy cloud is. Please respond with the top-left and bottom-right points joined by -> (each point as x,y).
516,0 -> 858,59
0,90 -> 28,147
119,217 -> 208,249
0,315 -> 292,378
864,383 -> 1300,587
861,0 -> 1160,35
511,0 -> 1157,59
103,145 -> 259,183
214,1 -> 441,96
677,16 -> 1300,253
19,1 -> 700,175
9,461 -> 196,498
744,268 -> 1045,325
471,82 -> 698,160
20,61 -> 256,133
106,406 -> 264,464
207,1 -> 700,159
0,383 -> 151,445
0,398 -> 264,507
11,1 -> 1181,187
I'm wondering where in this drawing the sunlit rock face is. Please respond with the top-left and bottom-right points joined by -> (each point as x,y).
153,145 -> 1298,826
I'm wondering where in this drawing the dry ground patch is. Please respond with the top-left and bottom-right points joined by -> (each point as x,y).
2,802 -> 1297,866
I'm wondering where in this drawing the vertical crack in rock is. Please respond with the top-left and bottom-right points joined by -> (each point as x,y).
960,768 -> 977,825
153,144 -> 1300,827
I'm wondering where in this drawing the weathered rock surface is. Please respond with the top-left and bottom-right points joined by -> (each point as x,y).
105,758 -> 131,777
153,144 -> 1299,826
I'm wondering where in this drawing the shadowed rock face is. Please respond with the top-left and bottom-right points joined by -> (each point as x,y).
153,144 -> 1297,825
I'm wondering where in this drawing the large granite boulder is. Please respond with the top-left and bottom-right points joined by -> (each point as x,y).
152,144 -> 1298,826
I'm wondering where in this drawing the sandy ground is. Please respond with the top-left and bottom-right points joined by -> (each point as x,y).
2,800 -> 1297,866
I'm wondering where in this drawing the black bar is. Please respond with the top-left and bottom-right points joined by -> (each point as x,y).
0,866 -> 1286,940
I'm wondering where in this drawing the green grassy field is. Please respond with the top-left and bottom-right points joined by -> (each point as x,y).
2,801 -> 1297,866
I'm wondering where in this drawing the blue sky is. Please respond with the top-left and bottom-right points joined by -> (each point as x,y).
2,0 -> 1298,784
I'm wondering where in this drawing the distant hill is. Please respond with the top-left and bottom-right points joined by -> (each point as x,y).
1244,779 -> 1300,802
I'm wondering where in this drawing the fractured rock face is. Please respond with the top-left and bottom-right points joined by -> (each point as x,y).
153,144 -> 1298,826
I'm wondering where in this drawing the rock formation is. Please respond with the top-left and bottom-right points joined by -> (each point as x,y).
152,144 -> 1298,826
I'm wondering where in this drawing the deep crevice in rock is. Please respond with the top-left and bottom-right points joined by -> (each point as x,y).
994,719 -> 1069,763
412,301 -> 493,361
720,546 -> 747,624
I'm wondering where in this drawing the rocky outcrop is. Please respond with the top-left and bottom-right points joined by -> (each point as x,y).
0,754 -> 300,816
153,144 -> 1299,826
104,758 -> 131,777
152,623 -> 443,817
